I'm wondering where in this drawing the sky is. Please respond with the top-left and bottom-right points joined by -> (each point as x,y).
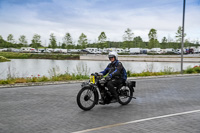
0,0 -> 200,46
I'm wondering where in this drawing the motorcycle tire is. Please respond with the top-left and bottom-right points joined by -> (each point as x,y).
77,87 -> 97,111
118,86 -> 133,105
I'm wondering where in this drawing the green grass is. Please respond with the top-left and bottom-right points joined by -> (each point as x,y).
0,56 -> 11,62
0,52 -> 79,60
0,72 -> 89,85
128,66 -> 200,77
0,60 -> 200,84
1,66 -> 200,85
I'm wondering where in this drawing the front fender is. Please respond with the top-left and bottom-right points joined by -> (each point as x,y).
81,82 -> 99,104
81,82 -> 91,88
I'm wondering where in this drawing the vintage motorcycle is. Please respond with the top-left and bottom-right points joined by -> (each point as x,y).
76,73 -> 136,111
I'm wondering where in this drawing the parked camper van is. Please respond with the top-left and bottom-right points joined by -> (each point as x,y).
150,48 -> 162,54
176,49 -> 186,54
165,48 -> 175,53
140,49 -> 150,54
46,48 -> 53,53
68,49 -> 81,53
129,48 -> 140,54
116,48 -> 125,53
85,48 -> 102,54
20,47 -> 32,52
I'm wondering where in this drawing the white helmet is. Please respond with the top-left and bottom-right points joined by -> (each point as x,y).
108,51 -> 118,60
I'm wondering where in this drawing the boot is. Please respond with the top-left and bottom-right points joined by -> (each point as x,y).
110,95 -> 119,103
99,99 -> 105,105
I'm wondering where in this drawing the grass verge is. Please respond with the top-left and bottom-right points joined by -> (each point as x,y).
0,52 -> 79,60
1,65 -> 200,85
0,56 -> 11,62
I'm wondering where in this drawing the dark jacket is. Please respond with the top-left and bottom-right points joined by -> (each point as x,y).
100,60 -> 124,80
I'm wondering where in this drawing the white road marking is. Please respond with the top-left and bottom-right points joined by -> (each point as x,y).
72,109 -> 200,133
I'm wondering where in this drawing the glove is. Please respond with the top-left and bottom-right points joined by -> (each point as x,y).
98,73 -> 103,76
95,72 -> 103,76
105,75 -> 111,81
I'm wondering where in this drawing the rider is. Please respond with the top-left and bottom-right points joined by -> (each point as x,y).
100,51 -> 126,103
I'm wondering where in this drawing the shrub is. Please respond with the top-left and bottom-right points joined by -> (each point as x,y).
162,67 -> 174,75
15,78 -> 27,83
0,80 -> 9,84
38,76 -> 49,82
185,67 -> 195,74
126,70 -> 131,77
193,66 -> 200,73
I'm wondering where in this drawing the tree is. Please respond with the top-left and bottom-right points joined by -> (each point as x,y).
123,28 -> 134,41
18,35 -> 28,46
7,34 -> 15,43
0,35 -> 3,40
61,43 -> 66,49
31,34 -> 41,49
63,33 -> 73,49
162,37 -> 168,43
0,35 -> 5,48
78,33 -> 87,49
175,26 -> 186,42
148,29 -> 157,40
195,39 -> 199,45
122,28 -> 134,48
161,36 -> 168,49
49,33 -> 57,49
133,36 -> 144,48
148,28 -> 160,48
184,39 -> 190,48
98,32 -> 107,43
98,32 -> 107,48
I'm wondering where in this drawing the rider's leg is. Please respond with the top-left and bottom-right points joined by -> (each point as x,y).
107,79 -> 123,100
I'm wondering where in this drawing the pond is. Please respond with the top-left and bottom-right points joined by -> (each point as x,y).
0,59 -> 199,79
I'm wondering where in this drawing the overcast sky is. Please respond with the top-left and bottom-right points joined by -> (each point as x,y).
0,0 -> 199,46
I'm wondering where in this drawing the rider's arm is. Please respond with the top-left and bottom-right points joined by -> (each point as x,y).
100,64 -> 110,76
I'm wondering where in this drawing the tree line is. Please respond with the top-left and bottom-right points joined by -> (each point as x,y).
0,26 -> 199,50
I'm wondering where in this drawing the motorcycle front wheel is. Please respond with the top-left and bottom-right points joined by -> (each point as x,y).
118,86 -> 133,105
77,87 -> 97,111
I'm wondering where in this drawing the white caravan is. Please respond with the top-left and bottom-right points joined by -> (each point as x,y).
85,48 -> 102,54
20,47 -> 32,52
129,48 -> 141,54
150,48 -> 162,54
116,48 -> 125,53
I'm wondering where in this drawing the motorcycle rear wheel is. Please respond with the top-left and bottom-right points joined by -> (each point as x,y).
118,86 -> 133,105
77,87 -> 97,111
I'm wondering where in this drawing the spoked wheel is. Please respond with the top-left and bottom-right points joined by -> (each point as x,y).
118,86 -> 133,105
77,87 -> 96,111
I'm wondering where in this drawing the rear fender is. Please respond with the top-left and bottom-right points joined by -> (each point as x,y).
126,80 -> 136,92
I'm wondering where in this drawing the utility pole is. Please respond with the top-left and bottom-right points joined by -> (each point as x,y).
181,0 -> 186,74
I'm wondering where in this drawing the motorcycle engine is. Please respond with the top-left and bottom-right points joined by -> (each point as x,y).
103,90 -> 112,104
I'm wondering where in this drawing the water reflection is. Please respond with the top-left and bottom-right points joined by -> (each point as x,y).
0,59 -> 199,79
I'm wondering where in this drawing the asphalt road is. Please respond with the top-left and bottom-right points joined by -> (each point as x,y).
0,76 -> 200,133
